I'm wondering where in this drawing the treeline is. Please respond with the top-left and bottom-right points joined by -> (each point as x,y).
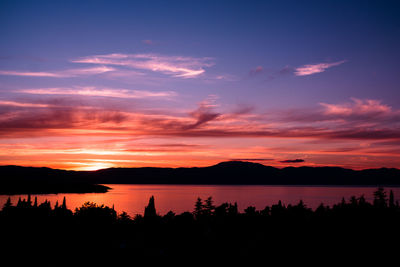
1,188 -> 400,264
2,187 -> 399,219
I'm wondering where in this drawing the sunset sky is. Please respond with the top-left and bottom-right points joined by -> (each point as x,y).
1,0 -> 399,170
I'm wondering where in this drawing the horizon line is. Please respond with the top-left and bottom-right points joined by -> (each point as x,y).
1,160 -> 398,172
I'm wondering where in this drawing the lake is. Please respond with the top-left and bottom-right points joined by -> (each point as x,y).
1,184 -> 399,216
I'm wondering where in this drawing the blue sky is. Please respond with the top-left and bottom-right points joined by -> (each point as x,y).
0,0 -> 399,169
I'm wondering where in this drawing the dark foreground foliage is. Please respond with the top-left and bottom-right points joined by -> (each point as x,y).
1,188 -> 400,265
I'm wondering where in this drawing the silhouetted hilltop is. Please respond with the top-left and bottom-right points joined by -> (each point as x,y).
0,165 -> 109,194
1,161 -> 400,194
82,161 -> 400,185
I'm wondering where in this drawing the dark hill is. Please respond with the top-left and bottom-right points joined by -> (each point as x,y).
1,161 -> 400,194
85,161 -> 400,186
0,165 -> 110,194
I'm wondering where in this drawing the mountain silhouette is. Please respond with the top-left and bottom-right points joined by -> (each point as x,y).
0,165 -> 110,194
1,161 -> 399,194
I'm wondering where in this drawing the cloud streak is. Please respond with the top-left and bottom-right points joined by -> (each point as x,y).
280,159 -> 305,163
0,66 -> 115,78
0,96 -> 399,169
0,100 -> 50,108
71,53 -> 214,78
18,87 -> 177,99
294,60 -> 346,76
1,97 -> 399,144
320,98 -> 392,117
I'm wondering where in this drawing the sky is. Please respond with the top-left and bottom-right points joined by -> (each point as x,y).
0,0 -> 399,170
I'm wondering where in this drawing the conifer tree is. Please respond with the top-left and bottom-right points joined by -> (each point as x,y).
194,197 -> 204,217
27,194 -> 32,206
144,196 -> 156,217
228,202 -> 238,215
389,190 -> 395,209
61,196 -> 67,209
373,187 -> 387,208
204,196 -> 215,216
3,197 -> 12,209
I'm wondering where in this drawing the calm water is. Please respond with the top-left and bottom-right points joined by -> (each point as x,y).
1,184 -> 399,216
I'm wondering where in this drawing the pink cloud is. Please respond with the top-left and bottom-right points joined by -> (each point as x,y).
294,60 -> 346,76
320,98 -> 392,117
1,97 -> 399,144
0,100 -> 51,108
0,66 -> 114,78
249,66 -> 263,75
186,99 -> 220,129
71,53 -> 214,78
1,96 -> 400,169
19,87 -> 177,99
0,70 -> 64,78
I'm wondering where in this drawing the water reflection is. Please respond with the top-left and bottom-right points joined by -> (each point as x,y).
1,185 -> 399,216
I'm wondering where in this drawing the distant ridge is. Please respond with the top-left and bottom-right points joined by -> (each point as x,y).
87,161 -> 400,186
1,161 -> 400,194
0,165 -> 110,194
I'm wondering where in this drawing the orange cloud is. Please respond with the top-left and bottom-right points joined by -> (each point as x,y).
1,97 -> 399,170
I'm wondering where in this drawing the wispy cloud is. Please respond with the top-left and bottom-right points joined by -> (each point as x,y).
249,66 -> 263,76
18,87 -> 177,99
1,95 -> 398,169
280,159 -> 305,163
0,66 -> 114,78
0,53 -> 214,79
320,98 -> 392,117
230,158 -> 274,162
186,96 -> 221,129
1,97 -> 399,144
0,70 -> 63,78
0,100 -> 50,108
71,53 -> 214,78
294,60 -> 346,76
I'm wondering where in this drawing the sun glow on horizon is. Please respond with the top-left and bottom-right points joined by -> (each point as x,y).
73,162 -> 115,171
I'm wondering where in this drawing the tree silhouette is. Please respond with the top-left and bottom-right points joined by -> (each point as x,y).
144,196 -> 157,217
27,194 -> 32,206
61,196 -> 67,209
3,197 -> 12,209
204,196 -> 215,216
244,206 -> 257,216
373,187 -> 387,208
358,195 -> 366,206
214,203 -> 228,217
194,197 -> 204,218
389,190 -> 395,209
0,188 -> 399,263
75,201 -> 116,223
227,202 -> 238,216
118,211 -> 132,222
